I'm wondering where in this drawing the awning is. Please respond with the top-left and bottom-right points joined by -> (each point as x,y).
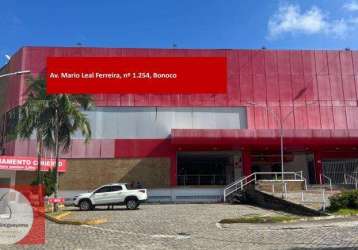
171,129 -> 358,148
0,156 -> 67,172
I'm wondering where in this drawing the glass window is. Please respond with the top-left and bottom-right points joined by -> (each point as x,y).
111,185 -> 122,192
82,107 -> 248,139
94,186 -> 111,193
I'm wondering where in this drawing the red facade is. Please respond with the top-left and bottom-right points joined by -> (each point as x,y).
2,47 -> 358,129
2,47 -> 358,186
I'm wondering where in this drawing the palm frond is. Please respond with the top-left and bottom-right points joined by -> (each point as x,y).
16,77 -> 93,154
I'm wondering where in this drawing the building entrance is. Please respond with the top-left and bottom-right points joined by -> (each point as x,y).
177,151 -> 241,186
251,152 -> 312,182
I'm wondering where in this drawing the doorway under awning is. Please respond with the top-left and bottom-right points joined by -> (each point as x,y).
171,129 -> 358,184
177,151 -> 240,186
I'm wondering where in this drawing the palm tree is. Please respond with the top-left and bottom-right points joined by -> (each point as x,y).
17,78 -> 93,211
17,78 -> 50,184
42,93 -> 92,211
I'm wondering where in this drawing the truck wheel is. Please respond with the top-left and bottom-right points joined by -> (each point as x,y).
79,200 -> 92,211
126,198 -> 138,210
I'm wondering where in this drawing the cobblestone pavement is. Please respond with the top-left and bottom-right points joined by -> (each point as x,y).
3,204 -> 358,249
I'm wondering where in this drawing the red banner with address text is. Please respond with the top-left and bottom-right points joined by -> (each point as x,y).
0,156 -> 67,172
46,57 -> 227,94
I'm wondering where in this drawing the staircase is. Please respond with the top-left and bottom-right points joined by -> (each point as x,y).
223,171 -> 307,202
224,172 -> 357,212
223,173 -> 256,203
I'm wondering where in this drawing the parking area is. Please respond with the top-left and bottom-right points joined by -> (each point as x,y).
4,204 -> 358,249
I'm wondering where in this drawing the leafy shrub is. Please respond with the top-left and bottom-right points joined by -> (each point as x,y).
31,170 -> 56,197
43,170 -> 56,197
328,190 -> 358,211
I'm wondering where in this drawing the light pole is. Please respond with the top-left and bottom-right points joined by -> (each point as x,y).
0,70 -> 31,155
247,87 -> 314,198
247,103 -> 292,194
0,70 -> 31,78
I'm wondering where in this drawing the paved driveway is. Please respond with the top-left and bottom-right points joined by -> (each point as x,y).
3,204 -> 358,249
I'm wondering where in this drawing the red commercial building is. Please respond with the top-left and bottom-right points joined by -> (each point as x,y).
1,47 -> 358,201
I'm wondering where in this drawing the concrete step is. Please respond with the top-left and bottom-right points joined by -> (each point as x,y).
226,190 -> 248,204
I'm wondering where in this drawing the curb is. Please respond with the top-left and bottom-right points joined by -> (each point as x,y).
295,214 -> 358,222
53,211 -> 72,220
219,214 -> 358,225
45,212 -> 107,225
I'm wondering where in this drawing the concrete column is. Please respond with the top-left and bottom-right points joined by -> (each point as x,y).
242,150 -> 252,176
314,151 -> 323,184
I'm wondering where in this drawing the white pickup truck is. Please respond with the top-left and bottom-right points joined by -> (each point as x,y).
73,183 -> 148,210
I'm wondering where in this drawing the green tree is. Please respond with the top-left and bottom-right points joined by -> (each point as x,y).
43,91 -> 92,211
17,77 -> 50,184
17,78 -> 93,211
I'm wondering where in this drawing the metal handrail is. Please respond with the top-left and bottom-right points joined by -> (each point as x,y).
223,171 -> 306,202
224,173 -> 255,190
178,174 -> 225,177
293,171 -> 308,190
223,174 -> 257,201
319,174 -> 333,191
248,171 -> 301,180
344,174 -> 358,189
322,189 -> 326,211
300,188 -> 327,211
224,173 -> 256,201
283,182 -> 288,199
